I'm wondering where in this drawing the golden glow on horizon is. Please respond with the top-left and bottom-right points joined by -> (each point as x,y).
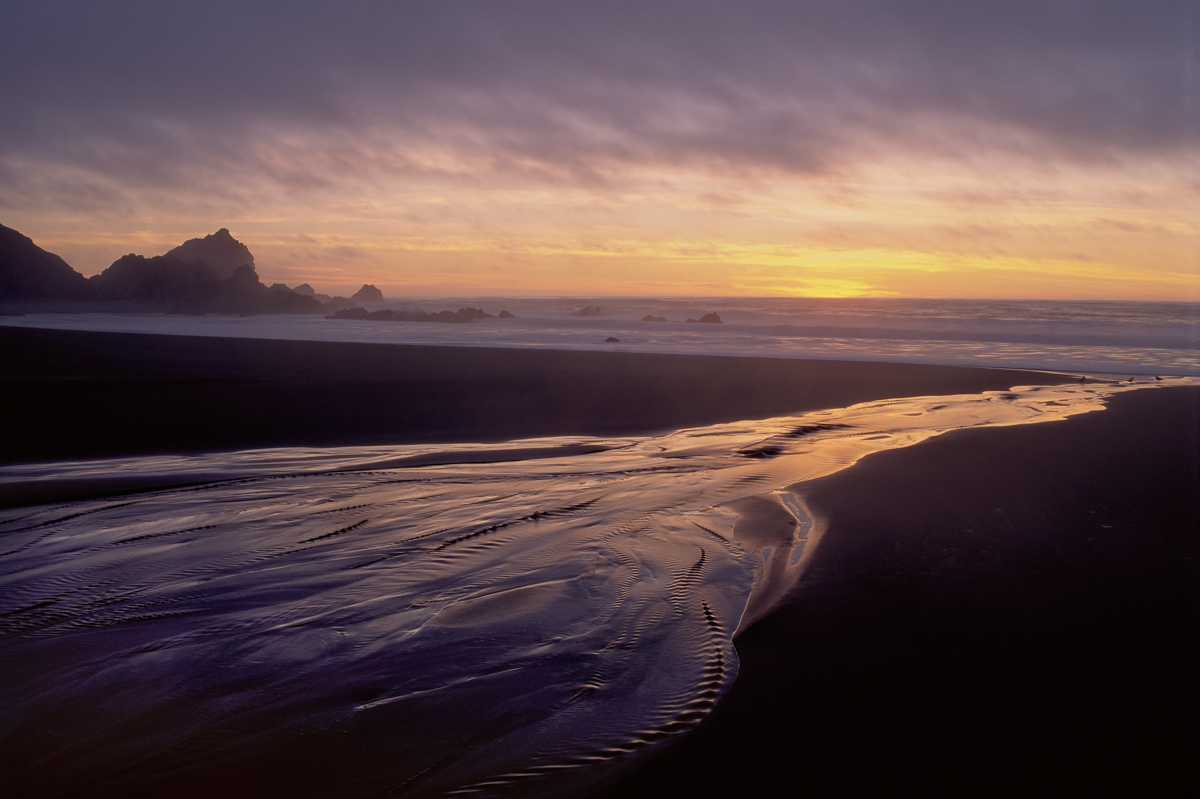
10,144 -> 1197,301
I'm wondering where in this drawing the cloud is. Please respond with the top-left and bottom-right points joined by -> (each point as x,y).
1,1 -> 1194,213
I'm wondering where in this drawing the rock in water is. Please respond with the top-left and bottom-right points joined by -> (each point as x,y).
327,306 -> 495,323
498,310 -> 517,318
426,307 -> 496,322
351,284 -> 385,302
322,296 -> 359,312
327,307 -> 370,320
571,305 -> 602,317
642,315 -> 667,323
685,312 -> 724,324
606,336 -> 620,343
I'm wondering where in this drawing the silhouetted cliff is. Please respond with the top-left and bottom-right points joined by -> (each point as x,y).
164,228 -> 256,280
1,224 -> 378,316
89,234 -> 322,314
0,224 -> 91,300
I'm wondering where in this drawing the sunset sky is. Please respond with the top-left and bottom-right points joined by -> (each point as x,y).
2,2 -> 1196,299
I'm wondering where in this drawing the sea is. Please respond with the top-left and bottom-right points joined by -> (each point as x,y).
2,298 -> 1198,797
1,296 -> 1198,375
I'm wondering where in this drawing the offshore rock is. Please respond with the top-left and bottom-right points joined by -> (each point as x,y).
327,306 -> 497,323
322,296 -> 359,312
351,284 -> 385,302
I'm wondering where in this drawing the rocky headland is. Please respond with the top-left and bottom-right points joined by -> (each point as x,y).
0,224 -> 364,316
0,224 -> 92,300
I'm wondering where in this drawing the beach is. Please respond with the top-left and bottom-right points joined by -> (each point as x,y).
0,325 -> 1075,466
598,383 -> 1199,794
1,328 -> 1196,797
8,2 -> 1198,794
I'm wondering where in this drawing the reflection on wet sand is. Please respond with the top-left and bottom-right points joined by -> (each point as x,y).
0,378 -> 1192,797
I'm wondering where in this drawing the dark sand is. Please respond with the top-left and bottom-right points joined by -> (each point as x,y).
597,385 -> 1200,795
1,325 -> 1072,469
3,327 -> 1194,795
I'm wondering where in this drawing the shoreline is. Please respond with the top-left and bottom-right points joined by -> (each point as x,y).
0,325 -> 1076,468
597,384 -> 1200,794
3,308 -> 1196,380
3,327 -> 1196,795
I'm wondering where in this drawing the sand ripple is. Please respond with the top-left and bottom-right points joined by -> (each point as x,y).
0,378 -> 1191,797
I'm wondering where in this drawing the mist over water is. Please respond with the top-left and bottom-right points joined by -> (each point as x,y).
3,378 -> 1194,797
4,298 -> 1197,375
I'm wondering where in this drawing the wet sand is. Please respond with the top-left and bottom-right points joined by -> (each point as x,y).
597,385 -> 1200,795
3,327 -> 1193,795
0,325 -> 1072,467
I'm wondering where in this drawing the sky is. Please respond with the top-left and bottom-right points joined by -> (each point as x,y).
1,1 -> 1196,299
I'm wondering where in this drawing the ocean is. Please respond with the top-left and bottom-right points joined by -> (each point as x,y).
2,297 -> 1198,375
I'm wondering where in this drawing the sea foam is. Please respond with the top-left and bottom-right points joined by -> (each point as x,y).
3,297 -> 1197,375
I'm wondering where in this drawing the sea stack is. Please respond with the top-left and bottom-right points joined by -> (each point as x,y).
351,284 -> 385,302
